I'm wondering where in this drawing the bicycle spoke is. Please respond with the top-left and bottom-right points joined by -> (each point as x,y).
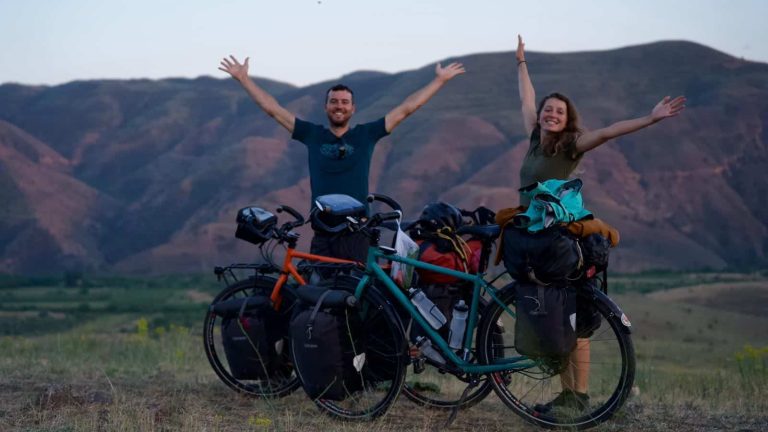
477,283 -> 635,429
203,278 -> 301,398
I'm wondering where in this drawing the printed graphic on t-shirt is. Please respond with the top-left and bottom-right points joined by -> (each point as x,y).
320,142 -> 355,160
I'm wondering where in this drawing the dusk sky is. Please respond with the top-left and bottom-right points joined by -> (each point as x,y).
2,0 -> 766,87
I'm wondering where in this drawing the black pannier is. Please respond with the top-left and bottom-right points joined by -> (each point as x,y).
575,278 -> 603,338
501,226 -> 582,285
213,295 -> 291,380
235,207 -> 277,245
290,285 -> 363,401
574,233 -> 611,337
580,233 -> 611,275
514,281 -> 577,359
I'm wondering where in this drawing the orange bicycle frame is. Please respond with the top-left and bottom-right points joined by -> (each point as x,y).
269,248 -> 357,309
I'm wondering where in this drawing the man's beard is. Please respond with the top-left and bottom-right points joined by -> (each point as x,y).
327,109 -> 351,128
328,116 -> 350,128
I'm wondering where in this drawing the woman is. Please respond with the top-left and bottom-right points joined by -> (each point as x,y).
517,35 -> 685,206
515,35 -> 685,412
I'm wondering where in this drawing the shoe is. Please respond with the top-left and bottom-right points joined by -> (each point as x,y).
533,389 -> 589,413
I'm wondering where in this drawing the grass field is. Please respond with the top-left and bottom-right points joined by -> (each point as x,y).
0,271 -> 766,431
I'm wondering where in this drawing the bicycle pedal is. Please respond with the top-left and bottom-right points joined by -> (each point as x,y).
413,357 -> 426,374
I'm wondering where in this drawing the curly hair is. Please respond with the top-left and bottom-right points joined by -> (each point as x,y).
536,92 -> 584,157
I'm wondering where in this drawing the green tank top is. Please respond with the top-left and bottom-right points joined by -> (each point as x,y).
518,127 -> 583,206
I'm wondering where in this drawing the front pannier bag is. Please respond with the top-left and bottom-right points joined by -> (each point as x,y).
290,286 -> 362,401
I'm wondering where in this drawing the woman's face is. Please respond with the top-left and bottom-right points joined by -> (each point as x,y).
538,98 -> 568,133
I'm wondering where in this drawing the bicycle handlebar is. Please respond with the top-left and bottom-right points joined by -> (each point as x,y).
276,205 -> 305,228
367,193 -> 402,212
265,204 -> 305,244
374,211 -> 402,223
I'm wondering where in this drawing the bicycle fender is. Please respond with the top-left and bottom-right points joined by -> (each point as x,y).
592,289 -> 632,334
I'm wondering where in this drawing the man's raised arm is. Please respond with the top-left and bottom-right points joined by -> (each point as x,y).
219,55 -> 296,133
384,62 -> 465,133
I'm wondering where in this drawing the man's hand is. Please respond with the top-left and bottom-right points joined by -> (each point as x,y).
385,61 -> 465,133
435,62 -> 466,83
218,55 -> 250,82
218,54 -> 296,132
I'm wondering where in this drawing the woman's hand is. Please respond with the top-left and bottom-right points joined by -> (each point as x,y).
651,96 -> 686,122
516,35 -> 526,63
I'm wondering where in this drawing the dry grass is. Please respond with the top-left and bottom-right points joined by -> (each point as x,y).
1,273 -> 767,431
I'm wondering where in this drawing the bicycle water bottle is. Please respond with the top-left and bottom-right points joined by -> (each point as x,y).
448,300 -> 469,349
415,336 -> 445,365
408,288 -> 447,329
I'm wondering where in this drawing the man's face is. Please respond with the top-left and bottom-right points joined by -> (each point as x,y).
325,90 -> 355,127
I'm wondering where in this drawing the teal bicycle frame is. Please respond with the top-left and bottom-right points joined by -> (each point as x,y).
353,244 -> 536,373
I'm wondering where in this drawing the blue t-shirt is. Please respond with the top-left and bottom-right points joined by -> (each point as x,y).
292,117 -> 389,205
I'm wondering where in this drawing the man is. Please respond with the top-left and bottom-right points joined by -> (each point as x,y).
219,55 -> 464,260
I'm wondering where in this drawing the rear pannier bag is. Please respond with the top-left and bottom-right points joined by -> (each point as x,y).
501,226 -> 582,285
514,281 -> 577,358
290,287 -> 363,401
575,278 -> 603,338
215,295 -> 291,380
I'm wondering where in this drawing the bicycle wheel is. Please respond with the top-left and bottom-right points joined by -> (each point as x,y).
301,275 -> 408,421
203,277 -> 301,398
401,296 -> 495,410
477,282 -> 635,430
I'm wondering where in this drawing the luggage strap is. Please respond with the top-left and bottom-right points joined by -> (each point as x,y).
305,290 -> 334,341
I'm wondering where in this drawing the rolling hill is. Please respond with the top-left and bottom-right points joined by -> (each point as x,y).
1,41 -> 766,274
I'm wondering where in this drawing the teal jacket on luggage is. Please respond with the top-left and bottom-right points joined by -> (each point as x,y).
513,179 -> 592,232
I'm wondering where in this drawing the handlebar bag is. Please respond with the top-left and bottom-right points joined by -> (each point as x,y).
311,194 -> 366,233
235,207 -> 277,245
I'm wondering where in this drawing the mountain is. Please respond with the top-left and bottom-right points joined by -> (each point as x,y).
1,41 -> 767,274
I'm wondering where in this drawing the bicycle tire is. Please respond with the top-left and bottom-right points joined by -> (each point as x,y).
203,277 -> 301,398
477,282 -> 635,430
296,275 -> 408,421
401,296 -> 496,410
